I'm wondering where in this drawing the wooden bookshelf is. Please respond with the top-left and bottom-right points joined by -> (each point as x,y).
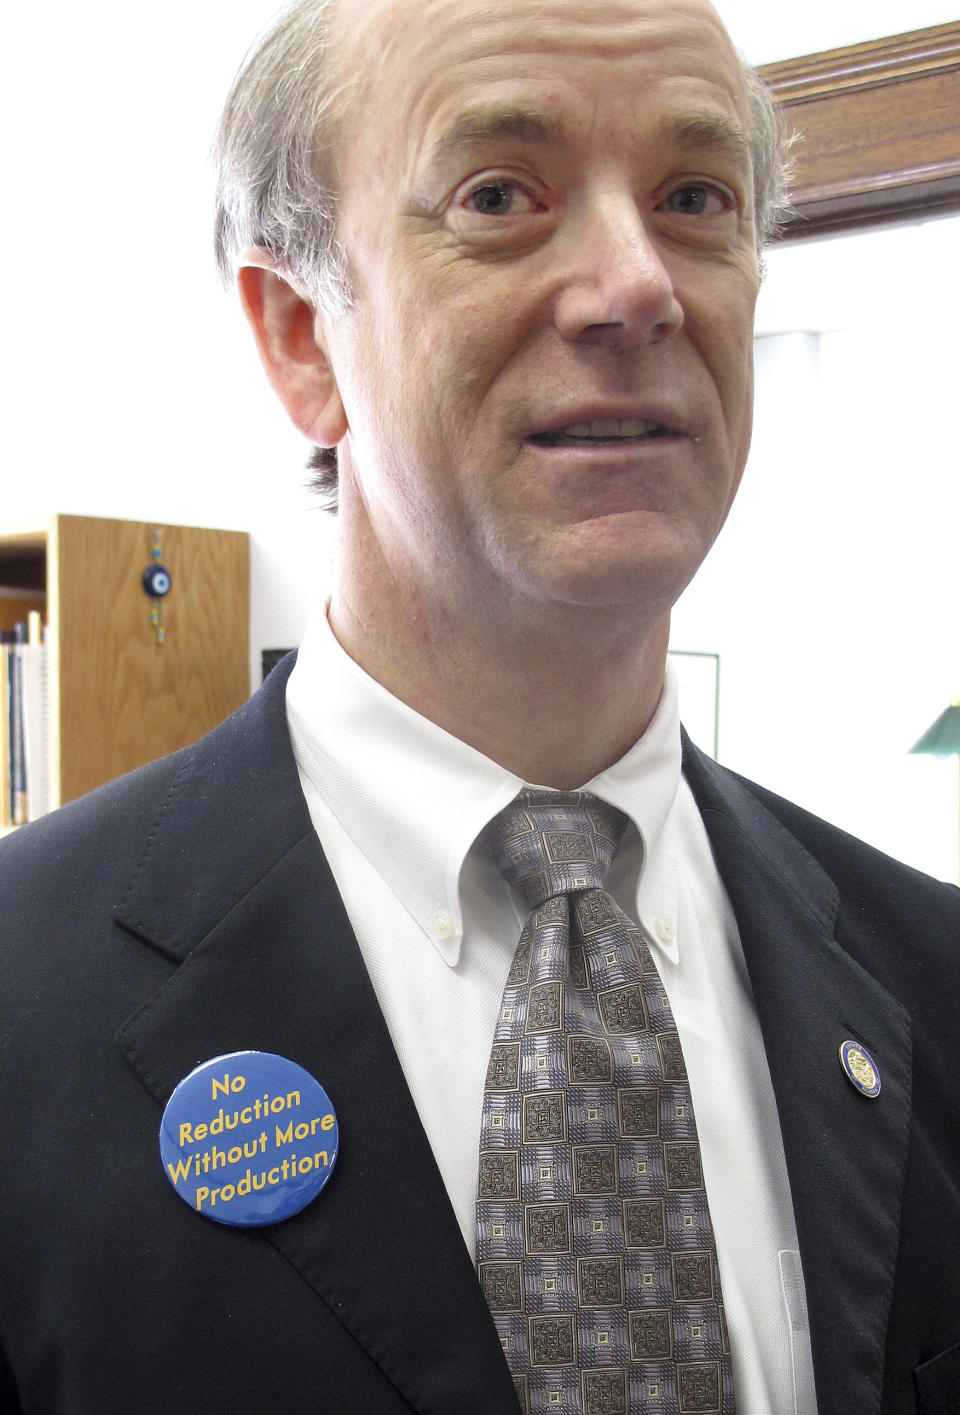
1,514 -> 250,826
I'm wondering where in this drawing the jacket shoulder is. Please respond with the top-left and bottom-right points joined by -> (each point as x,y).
0,746 -> 192,913
683,735 -> 958,912
722,764 -> 957,916
684,741 -> 960,1030
0,652 -> 301,924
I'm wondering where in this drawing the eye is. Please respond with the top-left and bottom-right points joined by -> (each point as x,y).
442,171 -> 551,244
469,182 -> 518,216
457,177 -> 541,220
661,183 -> 732,217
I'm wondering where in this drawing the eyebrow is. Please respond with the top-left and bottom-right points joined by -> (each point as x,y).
429,104 -> 566,161
663,111 -> 752,164
425,102 -> 752,173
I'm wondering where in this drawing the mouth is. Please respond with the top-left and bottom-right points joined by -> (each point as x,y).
528,417 -> 681,448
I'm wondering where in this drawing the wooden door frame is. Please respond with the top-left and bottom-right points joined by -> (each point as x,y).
758,21 -> 960,240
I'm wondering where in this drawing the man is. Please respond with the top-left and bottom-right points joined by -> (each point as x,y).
0,0 -> 958,1412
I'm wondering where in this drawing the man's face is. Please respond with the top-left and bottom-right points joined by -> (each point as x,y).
321,0 -> 760,627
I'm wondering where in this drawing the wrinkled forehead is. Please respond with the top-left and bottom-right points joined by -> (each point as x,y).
335,0 -> 737,50
330,0 -> 749,161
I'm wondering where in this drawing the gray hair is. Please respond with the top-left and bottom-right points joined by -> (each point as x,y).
213,0 -> 791,508
743,64 -> 792,248
214,0 -> 352,319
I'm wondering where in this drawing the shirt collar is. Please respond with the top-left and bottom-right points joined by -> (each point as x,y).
287,609 -> 522,965
286,608 -> 682,966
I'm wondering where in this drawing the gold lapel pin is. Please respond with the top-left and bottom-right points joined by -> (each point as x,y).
839,1039 -> 881,1099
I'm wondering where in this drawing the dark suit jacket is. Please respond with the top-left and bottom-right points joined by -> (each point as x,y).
0,655 -> 958,1415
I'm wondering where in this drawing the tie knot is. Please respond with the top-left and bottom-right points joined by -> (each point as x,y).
479,789 -> 626,908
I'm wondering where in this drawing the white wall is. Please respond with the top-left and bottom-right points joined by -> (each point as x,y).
671,215 -> 960,882
3,1 -> 958,877
4,1 -> 336,688
714,0 -> 958,64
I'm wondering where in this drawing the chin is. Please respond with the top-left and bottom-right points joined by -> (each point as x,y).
523,564 -> 691,619
531,522 -> 713,607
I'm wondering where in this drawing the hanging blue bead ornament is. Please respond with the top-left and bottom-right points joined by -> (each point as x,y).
142,528 -> 171,644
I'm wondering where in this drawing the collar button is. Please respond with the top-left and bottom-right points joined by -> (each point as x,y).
432,910 -> 457,941
654,915 -> 676,944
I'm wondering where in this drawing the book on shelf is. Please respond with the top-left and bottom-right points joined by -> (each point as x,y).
2,610 -> 49,829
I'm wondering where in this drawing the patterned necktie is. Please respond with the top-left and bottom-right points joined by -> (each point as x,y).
476,789 -> 735,1415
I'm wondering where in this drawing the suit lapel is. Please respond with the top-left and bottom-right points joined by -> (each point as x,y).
115,660 -> 518,1415
683,739 -> 912,1415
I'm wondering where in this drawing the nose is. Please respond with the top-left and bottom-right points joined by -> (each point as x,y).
552,193 -> 684,347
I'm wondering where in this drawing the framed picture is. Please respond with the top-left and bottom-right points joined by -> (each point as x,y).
668,651 -> 720,760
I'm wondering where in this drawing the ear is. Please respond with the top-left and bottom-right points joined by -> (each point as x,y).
236,247 -> 347,447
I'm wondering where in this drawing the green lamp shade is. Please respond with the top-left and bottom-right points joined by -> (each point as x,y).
910,704 -> 960,756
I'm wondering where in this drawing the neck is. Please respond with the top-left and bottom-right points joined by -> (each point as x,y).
328,553 -> 671,791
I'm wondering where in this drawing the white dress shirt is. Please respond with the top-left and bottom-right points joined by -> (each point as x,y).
286,610 -> 818,1415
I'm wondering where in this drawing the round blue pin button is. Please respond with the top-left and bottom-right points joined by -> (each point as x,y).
159,1051 -> 339,1226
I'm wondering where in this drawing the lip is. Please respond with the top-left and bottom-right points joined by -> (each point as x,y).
525,403 -> 693,443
